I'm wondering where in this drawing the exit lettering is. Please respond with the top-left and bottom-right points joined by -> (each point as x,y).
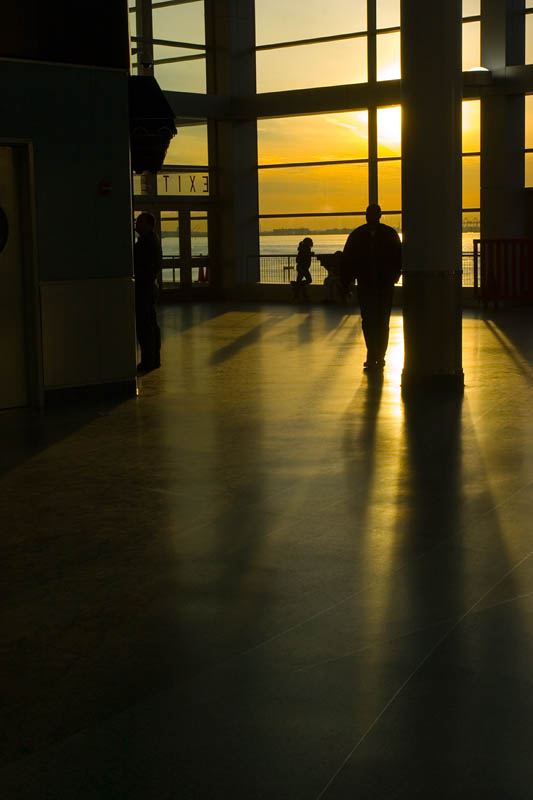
159,173 -> 209,195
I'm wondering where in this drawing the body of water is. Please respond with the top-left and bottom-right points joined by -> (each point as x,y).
162,232 -> 479,258
260,232 -> 478,255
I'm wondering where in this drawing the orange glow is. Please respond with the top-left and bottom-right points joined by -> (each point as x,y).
378,106 -> 401,157
258,112 -> 369,165
462,100 -> 480,153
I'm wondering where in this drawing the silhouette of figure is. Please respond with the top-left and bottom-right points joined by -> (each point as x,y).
317,250 -> 353,304
291,237 -> 314,302
341,204 -> 402,370
134,212 -> 162,373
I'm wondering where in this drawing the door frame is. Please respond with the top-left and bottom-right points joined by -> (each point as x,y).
133,196 -> 212,290
0,139 -> 43,408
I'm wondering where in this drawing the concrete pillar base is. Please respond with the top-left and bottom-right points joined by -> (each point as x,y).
401,270 -> 464,391
401,372 -> 464,397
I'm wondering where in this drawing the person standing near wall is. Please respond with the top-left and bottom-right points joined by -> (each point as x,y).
134,212 -> 162,373
341,204 -> 402,370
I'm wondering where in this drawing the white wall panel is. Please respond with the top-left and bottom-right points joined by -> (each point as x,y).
40,278 -> 136,389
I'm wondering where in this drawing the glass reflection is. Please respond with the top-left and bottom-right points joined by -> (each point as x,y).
462,99 -> 480,153
255,0 -> 367,45
463,20 -> 481,70
377,0 -> 400,30
256,38 -> 367,92
378,106 -> 401,157
258,112 -> 369,165
377,32 -> 401,81
258,163 -> 369,214
463,155 -> 480,208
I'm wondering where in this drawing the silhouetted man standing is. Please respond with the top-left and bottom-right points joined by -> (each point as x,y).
341,204 -> 402,370
134,212 -> 162,373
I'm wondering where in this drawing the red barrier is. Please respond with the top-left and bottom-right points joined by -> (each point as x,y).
473,239 -> 533,306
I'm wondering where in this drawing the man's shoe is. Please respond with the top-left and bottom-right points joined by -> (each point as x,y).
364,360 -> 384,371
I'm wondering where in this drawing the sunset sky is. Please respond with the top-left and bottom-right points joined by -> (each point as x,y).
130,1 -> 533,212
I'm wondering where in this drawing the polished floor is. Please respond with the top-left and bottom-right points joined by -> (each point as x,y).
2,302 -> 533,799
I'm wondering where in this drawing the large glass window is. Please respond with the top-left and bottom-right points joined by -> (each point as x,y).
258,112 -> 369,165
256,38 -> 367,93
377,32 -> 401,81
154,56 -> 206,94
462,99 -> 481,154
258,110 -> 371,265
377,106 -> 401,158
161,211 -> 180,258
255,0 -> 406,92
152,2 -> 205,43
463,20 -> 481,71
377,0 -> 400,30
164,123 -> 208,167
525,152 -> 533,187
525,96 -> 533,186
377,161 -> 401,210
377,105 -> 402,214
463,156 -> 480,210
129,0 -> 206,93
527,7 -> 533,64
157,122 -> 209,199
255,0 -> 367,45
463,0 -> 480,17
257,104 -> 402,270
259,164 -> 368,215
462,100 -> 480,257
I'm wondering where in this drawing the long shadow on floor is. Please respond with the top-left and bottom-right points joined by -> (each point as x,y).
209,312 -> 285,365
481,308 -> 533,381
0,398 -> 132,476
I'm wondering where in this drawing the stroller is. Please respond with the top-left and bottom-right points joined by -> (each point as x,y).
317,251 -> 354,304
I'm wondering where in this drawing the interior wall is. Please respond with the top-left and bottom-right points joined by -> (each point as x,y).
0,59 -> 136,394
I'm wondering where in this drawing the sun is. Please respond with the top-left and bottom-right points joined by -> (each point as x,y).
378,106 -> 402,157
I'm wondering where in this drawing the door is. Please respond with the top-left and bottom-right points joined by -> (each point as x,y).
0,146 -> 28,409
158,207 -> 210,288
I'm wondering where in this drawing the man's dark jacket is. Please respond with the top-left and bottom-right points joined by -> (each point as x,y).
134,231 -> 162,289
341,223 -> 402,288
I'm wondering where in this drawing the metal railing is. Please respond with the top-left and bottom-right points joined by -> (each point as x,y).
161,256 -> 210,286
246,253 -> 476,286
160,253 -> 477,288
473,239 -> 533,304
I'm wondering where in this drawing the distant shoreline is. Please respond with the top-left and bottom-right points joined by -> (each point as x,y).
162,228 -> 480,238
